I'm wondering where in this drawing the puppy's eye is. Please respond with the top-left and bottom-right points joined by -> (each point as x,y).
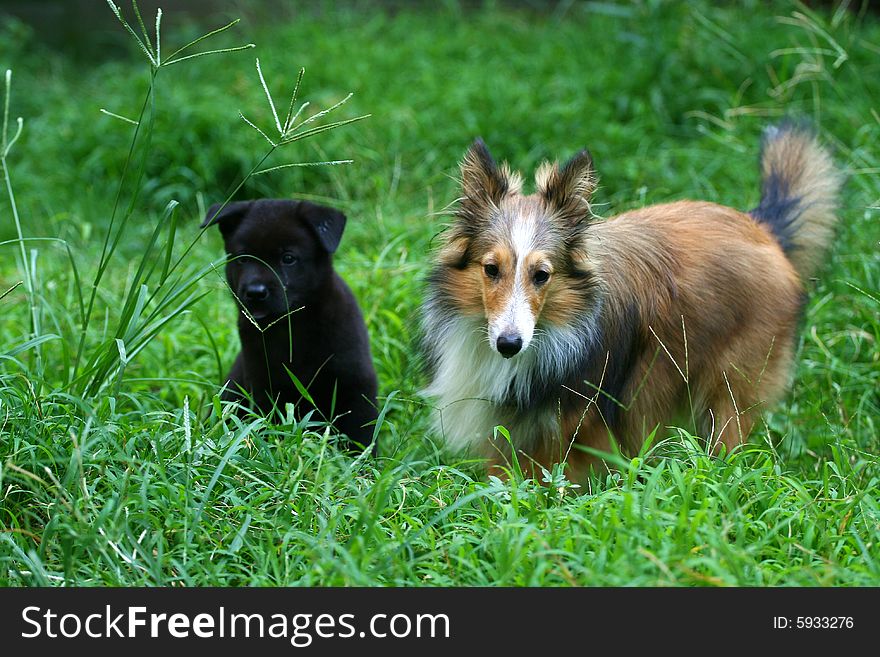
281,253 -> 298,265
533,270 -> 550,285
483,263 -> 499,279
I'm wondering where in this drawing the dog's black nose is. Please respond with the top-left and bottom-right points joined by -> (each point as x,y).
244,283 -> 269,301
496,335 -> 523,358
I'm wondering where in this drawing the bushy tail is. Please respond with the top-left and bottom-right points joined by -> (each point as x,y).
750,122 -> 842,281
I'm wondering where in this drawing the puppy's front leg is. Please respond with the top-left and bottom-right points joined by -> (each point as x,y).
330,382 -> 379,454
220,352 -> 248,404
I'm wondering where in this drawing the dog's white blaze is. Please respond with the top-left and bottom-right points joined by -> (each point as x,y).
491,274 -> 535,350
510,215 -> 537,255
489,216 -> 538,353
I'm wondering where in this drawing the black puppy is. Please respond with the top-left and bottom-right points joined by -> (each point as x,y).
202,198 -> 378,452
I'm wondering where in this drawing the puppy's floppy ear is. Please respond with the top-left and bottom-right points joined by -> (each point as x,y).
536,148 -> 598,225
201,200 -> 252,237
298,200 -> 346,253
458,139 -> 521,226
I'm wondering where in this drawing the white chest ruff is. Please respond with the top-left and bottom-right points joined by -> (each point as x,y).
423,318 -> 587,454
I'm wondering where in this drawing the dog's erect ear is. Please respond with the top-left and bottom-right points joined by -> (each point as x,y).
536,148 -> 598,225
201,201 -> 252,237
458,139 -> 521,224
298,200 -> 347,254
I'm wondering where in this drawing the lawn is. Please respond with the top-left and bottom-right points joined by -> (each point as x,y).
0,0 -> 878,586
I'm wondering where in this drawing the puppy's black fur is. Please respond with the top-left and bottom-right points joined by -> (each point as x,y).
202,198 -> 378,452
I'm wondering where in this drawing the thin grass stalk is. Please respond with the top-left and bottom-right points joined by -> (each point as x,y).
72,69 -> 158,384
1,70 -> 43,381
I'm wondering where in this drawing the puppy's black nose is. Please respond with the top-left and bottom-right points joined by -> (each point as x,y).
496,335 -> 523,358
244,283 -> 269,301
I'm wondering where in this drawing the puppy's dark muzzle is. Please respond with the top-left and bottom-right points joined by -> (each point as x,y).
496,335 -> 523,358
244,283 -> 270,302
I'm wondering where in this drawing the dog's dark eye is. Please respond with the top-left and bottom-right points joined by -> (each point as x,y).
281,253 -> 298,265
533,270 -> 550,285
484,263 -> 499,279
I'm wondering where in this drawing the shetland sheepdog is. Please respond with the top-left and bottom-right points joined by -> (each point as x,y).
421,123 -> 841,481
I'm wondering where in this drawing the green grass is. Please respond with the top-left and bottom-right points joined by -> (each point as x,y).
0,0 -> 878,586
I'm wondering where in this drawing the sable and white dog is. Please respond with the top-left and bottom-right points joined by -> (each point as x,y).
421,124 -> 841,480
